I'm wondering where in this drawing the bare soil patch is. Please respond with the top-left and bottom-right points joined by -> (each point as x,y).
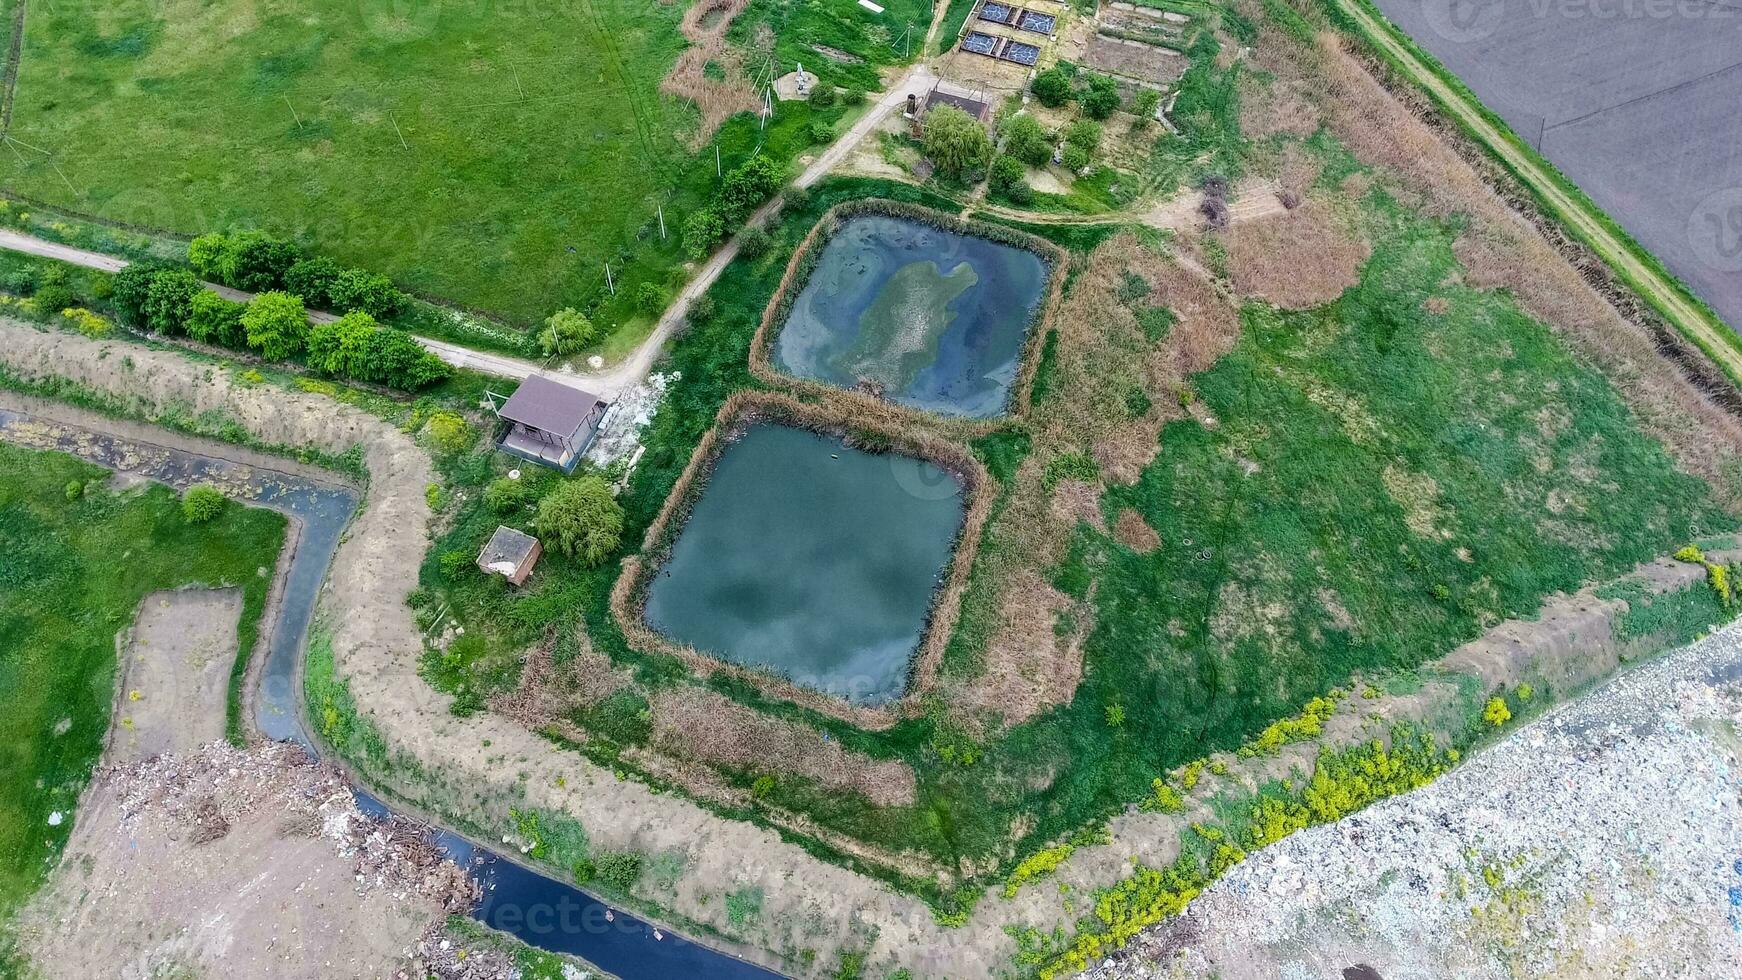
110,589 -> 243,762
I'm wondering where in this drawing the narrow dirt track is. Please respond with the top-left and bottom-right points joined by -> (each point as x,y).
1331,0 -> 1742,385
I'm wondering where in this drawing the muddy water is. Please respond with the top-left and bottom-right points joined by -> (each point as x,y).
644,422 -> 966,704
774,212 -> 1049,418
0,405 -> 785,980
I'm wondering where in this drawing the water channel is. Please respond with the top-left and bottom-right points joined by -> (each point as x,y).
0,402 -> 783,980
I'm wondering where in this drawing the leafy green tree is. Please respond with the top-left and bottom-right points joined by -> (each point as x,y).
241,291 -> 309,360
111,261 -> 173,326
306,311 -> 378,377
187,233 -> 234,282
327,268 -> 404,318
1065,119 -> 1102,153
683,208 -> 726,261
535,476 -> 624,567
1080,76 -> 1121,120
736,226 -> 771,260
185,290 -> 248,346
988,156 -> 1032,204
538,308 -> 596,357
922,105 -> 992,181
284,257 -> 343,308
719,157 -> 783,221
1132,88 -> 1161,121
181,484 -> 226,523
1001,113 -> 1053,168
363,328 -> 450,389
142,268 -> 202,335
231,234 -> 303,291
1031,67 -> 1073,108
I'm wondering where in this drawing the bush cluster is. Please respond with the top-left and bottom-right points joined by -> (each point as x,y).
111,262 -> 448,390
189,231 -> 407,318
181,484 -> 226,524
682,156 -> 785,260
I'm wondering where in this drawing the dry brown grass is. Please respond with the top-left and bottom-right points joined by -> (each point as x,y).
1238,67 -> 1322,141
661,0 -> 759,149
1212,197 -> 1370,309
1114,507 -> 1161,553
488,636 -> 629,730
649,688 -> 919,807
955,570 -> 1084,729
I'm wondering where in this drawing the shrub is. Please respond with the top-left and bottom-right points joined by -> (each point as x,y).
683,208 -> 726,260
535,476 -> 624,567
1060,144 -> 1090,172
32,282 -> 74,318
1002,113 -> 1053,168
327,268 -> 403,318
185,291 -> 247,346
1482,696 -> 1511,727
186,233 -> 233,282
784,186 -> 812,212
1132,88 -> 1161,120
686,293 -> 717,324
1238,693 -> 1340,757
636,281 -> 667,315
484,476 -> 537,513
922,104 -> 992,181
141,268 -> 202,335
1064,119 -> 1102,153
64,479 -> 84,501
737,226 -> 772,260
284,256 -> 343,308
989,155 -> 1025,193
1140,778 -> 1185,813
439,549 -> 472,579
595,851 -> 643,892
839,87 -> 867,106
424,411 -> 473,455
538,308 -> 596,357
241,291 -> 309,360
1031,67 -> 1073,107
61,308 -> 112,338
807,85 -> 837,108
306,311 -> 379,378
181,484 -> 226,523
807,121 -> 833,145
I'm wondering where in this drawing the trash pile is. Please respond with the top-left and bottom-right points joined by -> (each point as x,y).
107,740 -> 480,914
587,370 -> 677,468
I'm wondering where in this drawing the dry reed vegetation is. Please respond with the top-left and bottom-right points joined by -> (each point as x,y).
649,687 -> 919,807
612,390 -> 996,729
487,638 -> 630,731
1278,26 -> 1742,506
1211,197 -> 1371,309
662,0 -> 761,149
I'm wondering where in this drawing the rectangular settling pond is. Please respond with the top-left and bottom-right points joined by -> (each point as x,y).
642,422 -> 966,705
773,213 -> 1049,418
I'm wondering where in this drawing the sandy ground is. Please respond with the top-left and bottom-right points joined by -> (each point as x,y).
10,582 -> 479,979
1091,621 -> 1742,980
109,590 -> 243,761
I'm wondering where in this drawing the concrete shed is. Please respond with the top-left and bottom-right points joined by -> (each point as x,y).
477,525 -> 543,586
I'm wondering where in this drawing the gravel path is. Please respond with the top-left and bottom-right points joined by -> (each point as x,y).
1091,622 -> 1742,980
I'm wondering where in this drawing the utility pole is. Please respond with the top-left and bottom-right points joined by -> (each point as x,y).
716,145 -> 722,178
657,204 -> 666,240
605,263 -> 615,295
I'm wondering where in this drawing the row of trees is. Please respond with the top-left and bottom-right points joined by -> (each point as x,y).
682,156 -> 785,260
189,231 -> 407,319
112,262 -> 450,390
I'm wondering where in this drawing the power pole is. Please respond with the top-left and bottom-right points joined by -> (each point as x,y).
657,204 -> 667,240
605,263 -> 615,295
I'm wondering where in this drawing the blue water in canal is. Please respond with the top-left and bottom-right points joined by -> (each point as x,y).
0,407 -> 783,980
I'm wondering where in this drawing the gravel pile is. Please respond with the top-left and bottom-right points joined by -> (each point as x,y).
1091,624 -> 1742,980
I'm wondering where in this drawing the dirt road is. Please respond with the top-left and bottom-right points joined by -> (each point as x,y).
1331,0 -> 1742,385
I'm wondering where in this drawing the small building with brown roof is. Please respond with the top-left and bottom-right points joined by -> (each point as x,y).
493,375 -> 609,473
476,525 -> 543,586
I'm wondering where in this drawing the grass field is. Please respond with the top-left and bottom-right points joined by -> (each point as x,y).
0,0 -> 862,339
0,443 -> 285,932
